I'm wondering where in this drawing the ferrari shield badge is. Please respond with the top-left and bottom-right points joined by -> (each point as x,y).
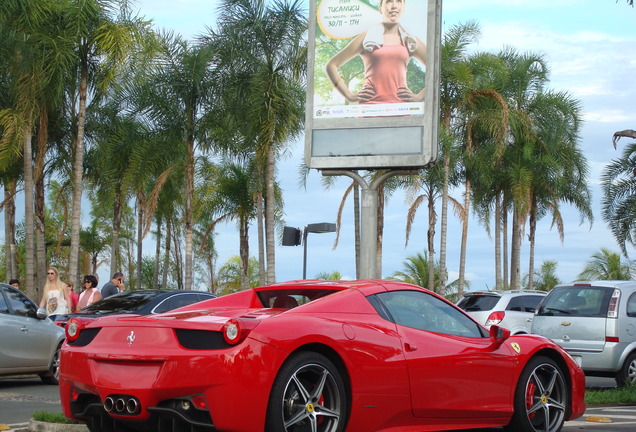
510,342 -> 521,354
127,331 -> 136,346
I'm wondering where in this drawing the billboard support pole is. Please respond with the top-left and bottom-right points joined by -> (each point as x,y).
323,169 -> 419,279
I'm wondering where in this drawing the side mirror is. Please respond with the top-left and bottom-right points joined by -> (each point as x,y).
36,307 -> 48,320
489,325 -> 510,347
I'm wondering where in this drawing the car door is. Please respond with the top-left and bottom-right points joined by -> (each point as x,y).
374,290 -> 515,420
2,285 -> 59,369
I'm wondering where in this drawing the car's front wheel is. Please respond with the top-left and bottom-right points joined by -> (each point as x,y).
616,352 -> 636,387
39,343 -> 61,385
506,356 -> 568,432
266,351 -> 348,432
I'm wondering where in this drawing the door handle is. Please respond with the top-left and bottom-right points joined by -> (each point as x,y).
21,326 -> 28,332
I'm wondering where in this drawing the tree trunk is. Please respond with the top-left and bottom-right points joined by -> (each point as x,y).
438,151 -> 450,297
457,179 -> 471,297
69,68 -> 88,288
503,195 -> 509,289
510,207 -> 522,289
257,192 -> 266,285
527,196 -> 538,290
353,180 -> 360,278
34,108 -> 47,287
4,180 -> 18,281
162,217 -> 171,289
136,194 -> 144,290
110,190 -> 122,277
265,144 -> 276,284
495,193 -> 502,290
153,215 -> 162,289
23,126 -> 36,300
375,184 -> 384,278
427,186 -> 436,292
240,217 -> 249,290
184,137 -> 195,290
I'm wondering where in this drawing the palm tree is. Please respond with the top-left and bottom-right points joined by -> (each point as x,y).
64,0 -> 156,287
216,255 -> 259,294
602,142 -> 636,255
522,260 -> 561,292
577,248 -> 635,281
211,0 -> 307,284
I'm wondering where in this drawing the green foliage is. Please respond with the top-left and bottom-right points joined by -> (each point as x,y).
577,248 -> 635,281
216,255 -> 259,295
522,260 -> 561,291
315,270 -> 343,280
585,385 -> 636,405
31,410 -> 81,424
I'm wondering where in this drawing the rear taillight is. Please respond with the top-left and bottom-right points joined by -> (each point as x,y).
607,289 -> 620,318
222,318 -> 260,345
485,311 -> 505,326
606,336 -> 620,343
66,318 -> 85,341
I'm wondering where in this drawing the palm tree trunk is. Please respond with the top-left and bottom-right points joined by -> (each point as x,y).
427,187 -> 436,291
4,180 -> 18,280
503,195 -> 509,289
23,125 -> 36,300
184,138 -> 195,291
439,151 -> 450,297
110,190 -> 122,276
35,108 -> 47,287
528,197 -> 538,290
162,217 -> 172,288
69,68 -> 88,288
257,192 -> 266,285
136,194 -> 144,290
153,215 -> 162,288
495,193 -> 502,290
376,184 -> 384,278
353,180 -> 360,278
240,217 -> 249,290
510,207 -> 522,289
265,144 -> 276,284
457,179 -> 471,297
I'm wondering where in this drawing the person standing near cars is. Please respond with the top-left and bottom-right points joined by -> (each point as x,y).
78,275 -> 102,310
101,272 -> 125,298
66,280 -> 79,312
39,266 -> 70,315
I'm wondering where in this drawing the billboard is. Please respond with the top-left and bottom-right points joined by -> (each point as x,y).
305,0 -> 441,170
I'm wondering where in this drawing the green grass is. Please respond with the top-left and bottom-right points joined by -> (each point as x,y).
31,411 -> 82,424
585,385 -> 636,405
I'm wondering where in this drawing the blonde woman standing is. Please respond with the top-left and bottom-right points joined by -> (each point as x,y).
39,266 -> 70,315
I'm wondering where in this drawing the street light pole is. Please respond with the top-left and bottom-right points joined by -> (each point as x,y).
302,222 -> 336,279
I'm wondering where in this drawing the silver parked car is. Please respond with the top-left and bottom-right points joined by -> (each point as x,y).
457,289 -> 547,335
532,280 -> 636,387
0,283 -> 65,384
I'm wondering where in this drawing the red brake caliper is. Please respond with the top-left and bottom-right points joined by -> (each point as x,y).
526,381 -> 537,419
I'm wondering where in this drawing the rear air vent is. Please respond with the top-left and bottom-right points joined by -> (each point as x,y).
175,329 -> 232,350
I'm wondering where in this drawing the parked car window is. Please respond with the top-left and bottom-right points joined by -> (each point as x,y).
456,294 -> 498,312
506,295 -> 543,313
373,290 -> 485,338
0,288 -> 9,314
5,287 -> 38,318
153,293 -> 201,314
627,292 -> 636,318
537,286 -> 613,317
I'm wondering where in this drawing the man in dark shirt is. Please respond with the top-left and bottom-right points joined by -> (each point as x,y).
101,272 -> 125,298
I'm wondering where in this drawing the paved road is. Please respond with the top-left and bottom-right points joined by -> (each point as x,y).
1,376 -> 633,432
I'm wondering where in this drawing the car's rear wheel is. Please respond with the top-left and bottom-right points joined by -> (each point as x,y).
616,352 -> 636,387
266,351 -> 348,432
506,356 -> 568,432
39,343 -> 61,385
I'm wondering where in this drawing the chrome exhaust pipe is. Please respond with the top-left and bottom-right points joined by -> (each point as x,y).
126,397 -> 139,414
104,397 -> 115,412
115,398 -> 126,413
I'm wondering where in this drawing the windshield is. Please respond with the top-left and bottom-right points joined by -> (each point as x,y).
536,286 -> 613,317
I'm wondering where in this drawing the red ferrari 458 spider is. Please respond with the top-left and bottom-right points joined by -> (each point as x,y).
59,280 -> 585,432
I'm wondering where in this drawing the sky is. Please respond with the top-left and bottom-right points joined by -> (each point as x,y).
37,0 -> 636,289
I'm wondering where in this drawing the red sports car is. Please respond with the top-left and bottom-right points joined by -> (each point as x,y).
59,280 -> 585,432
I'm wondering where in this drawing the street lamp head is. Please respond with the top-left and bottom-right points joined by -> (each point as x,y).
305,222 -> 337,233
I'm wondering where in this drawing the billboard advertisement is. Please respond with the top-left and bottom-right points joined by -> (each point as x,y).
305,0 -> 441,169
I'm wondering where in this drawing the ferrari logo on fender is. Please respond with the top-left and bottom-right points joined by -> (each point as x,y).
511,343 -> 521,354
127,331 -> 136,346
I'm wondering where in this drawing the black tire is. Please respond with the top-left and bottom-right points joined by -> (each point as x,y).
505,356 -> 568,432
616,352 -> 636,387
265,351 -> 348,432
39,343 -> 61,385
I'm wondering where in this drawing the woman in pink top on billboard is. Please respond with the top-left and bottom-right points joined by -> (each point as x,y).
325,0 -> 426,104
